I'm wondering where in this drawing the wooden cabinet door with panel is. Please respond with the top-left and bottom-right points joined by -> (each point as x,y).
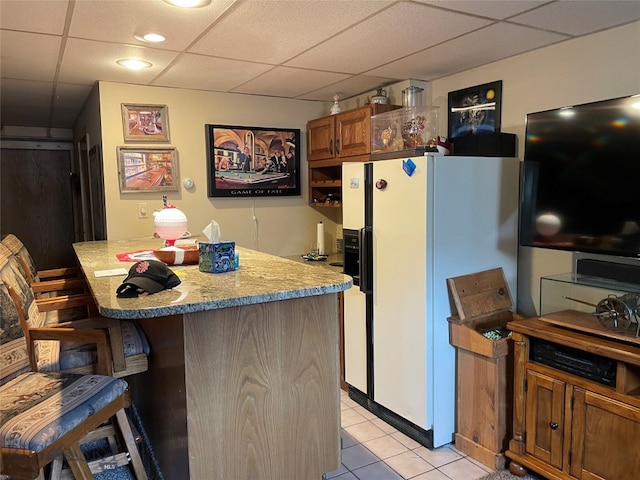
307,116 -> 336,161
335,107 -> 371,158
570,388 -> 640,480
525,370 -> 566,470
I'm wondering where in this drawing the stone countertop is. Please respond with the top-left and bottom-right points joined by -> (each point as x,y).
73,238 -> 352,320
283,253 -> 344,272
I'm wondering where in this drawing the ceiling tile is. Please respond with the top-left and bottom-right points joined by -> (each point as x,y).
367,22 -> 568,80
0,104 -> 51,127
51,106 -> 85,128
510,0 -> 640,36
69,0 -> 236,51
286,2 -> 492,74
189,0 -> 393,64
54,83 -> 95,109
0,31 -> 61,82
0,0 -> 68,35
0,78 -> 53,107
154,53 -> 272,91
299,74 -> 401,102
58,38 -> 180,85
1,0 -> 637,130
418,0 -> 548,20
232,66 -> 351,98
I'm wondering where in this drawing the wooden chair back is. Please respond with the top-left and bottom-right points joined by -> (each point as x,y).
0,252 -> 148,379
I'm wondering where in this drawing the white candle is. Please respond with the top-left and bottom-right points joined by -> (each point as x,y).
317,222 -> 325,255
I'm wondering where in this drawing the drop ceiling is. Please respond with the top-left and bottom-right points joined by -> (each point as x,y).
1,0 -> 639,131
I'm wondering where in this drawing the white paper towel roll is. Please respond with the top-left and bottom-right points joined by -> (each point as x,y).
317,221 -> 325,255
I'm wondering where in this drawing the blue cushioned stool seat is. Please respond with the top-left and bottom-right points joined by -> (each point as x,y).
0,372 -> 141,479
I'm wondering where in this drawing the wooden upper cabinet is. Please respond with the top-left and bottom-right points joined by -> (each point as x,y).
335,107 -> 371,158
306,104 -> 400,206
307,115 -> 336,161
307,106 -> 372,162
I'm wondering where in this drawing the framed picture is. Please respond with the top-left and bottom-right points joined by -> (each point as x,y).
121,104 -> 170,142
447,81 -> 502,140
205,124 -> 301,198
117,147 -> 179,193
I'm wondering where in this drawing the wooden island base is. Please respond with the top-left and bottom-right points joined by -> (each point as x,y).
129,294 -> 341,479
74,239 -> 351,479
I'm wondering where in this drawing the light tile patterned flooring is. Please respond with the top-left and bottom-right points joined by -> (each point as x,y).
327,390 -> 495,480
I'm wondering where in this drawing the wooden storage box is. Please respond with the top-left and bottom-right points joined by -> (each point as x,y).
447,268 -> 518,470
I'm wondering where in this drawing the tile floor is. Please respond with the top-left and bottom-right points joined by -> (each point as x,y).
327,390 -> 496,480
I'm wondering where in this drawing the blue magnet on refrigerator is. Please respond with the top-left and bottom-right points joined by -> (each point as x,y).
402,158 -> 416,176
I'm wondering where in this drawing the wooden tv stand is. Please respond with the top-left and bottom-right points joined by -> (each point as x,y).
506,311 -> 640,480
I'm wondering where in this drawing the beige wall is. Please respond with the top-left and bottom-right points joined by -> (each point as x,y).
93,21 -> 639,315
98,82 -> 340,256
430,21 -> 640,316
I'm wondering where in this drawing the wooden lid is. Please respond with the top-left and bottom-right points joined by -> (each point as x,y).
447,267 -> 513,320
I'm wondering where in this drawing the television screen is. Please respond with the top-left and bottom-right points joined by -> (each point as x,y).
520,95 -> 640,258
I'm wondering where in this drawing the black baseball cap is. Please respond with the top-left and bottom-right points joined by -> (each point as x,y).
116,260 -> 181,298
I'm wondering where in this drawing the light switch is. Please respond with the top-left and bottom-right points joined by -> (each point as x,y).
138,203 -> 148,219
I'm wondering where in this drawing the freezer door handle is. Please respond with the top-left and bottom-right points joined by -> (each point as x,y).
359,226 -> 372,294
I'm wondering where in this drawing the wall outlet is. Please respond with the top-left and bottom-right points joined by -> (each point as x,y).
138,202 -> 148,219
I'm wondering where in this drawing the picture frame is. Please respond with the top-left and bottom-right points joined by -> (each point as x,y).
205,124 -> 301,198
117,147 -> 180,193
447,81 -> 502,140
121,103 -> 170,142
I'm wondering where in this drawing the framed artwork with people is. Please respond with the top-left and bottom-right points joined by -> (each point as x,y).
205,124 -> 301,198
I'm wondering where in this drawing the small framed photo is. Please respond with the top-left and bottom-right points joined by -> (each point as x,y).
448,81 -> 502,140
121,103 -> 170,142
117,147 -> 179,193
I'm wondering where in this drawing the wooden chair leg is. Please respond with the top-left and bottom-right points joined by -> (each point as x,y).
49,456 -> 64,480
79,422 -> 119,455
116,409 -> 148,480
106,321 -> 127,372
62,442 -> 93,479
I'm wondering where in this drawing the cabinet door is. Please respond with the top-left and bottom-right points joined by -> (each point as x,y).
336,107 -> 370,158
307,116 -> 335,161
570,388 -> 640,480
525,370 -> 566,469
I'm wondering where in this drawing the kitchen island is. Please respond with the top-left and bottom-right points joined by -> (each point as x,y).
73,238 -> 352,479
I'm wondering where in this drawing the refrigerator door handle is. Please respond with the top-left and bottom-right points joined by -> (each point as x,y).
359,226 -> 372,294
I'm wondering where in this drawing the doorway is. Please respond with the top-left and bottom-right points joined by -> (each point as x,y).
0,145 -> 77,270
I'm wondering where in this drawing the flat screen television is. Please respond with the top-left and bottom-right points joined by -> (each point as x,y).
520,94 -> 640,259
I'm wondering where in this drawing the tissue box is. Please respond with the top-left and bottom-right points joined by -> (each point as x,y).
198,241 -> 236,273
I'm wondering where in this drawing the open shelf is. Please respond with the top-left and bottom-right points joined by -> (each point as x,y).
310,180 -> 342,187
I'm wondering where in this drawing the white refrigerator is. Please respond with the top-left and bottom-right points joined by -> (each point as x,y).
342,153 -> 519,448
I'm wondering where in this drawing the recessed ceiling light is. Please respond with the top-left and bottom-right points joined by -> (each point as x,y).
163,0 -> 211,7
135,33 -> 166,43
117,59 -> 152,70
